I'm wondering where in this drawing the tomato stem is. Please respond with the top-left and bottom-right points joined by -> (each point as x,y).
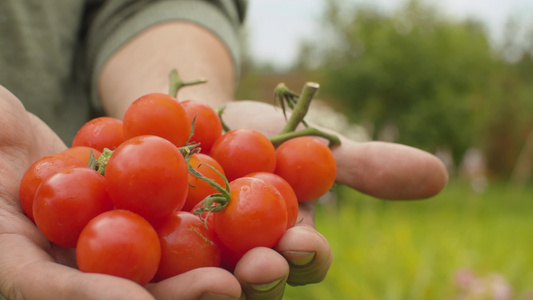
168,69 -> 207,98
271,82 -> 341,147
279,82 -> 319,134
270,127 -> 341,148
215,105 -> 231,133
95,148 -> 114,176
184,153 -> 232,226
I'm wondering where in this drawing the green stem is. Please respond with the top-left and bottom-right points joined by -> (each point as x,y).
168,69 -> 207,98
95,148 -> 114,176
270,127 -> 341,148
216,105 -> 231,132
280,82 -> 319,134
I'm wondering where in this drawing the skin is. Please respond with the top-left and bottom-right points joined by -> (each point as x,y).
0,21 -> 448,299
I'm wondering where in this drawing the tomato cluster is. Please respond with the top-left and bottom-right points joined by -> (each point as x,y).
18,76 -> 338,287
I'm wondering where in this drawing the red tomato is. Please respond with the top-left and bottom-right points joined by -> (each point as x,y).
274,137 -> 337,202
72,116 -> 126,152
104,135 -> 189,223
183,153 -> 226,212
182,100 -> 223,153
152,211 -> 221,282
123,93 -> 191,148
76,210 -> 161,286
209,129 -> 276,181
214,177 -> 287,255
19,153 -> 84,222
245,172 -> 299,229
33,166 -> 113,248
218,240 -> 244,272
61,146 -> 102,167
190,202 -> 242,273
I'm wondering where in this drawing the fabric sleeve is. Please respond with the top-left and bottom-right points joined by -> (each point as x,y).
85,0 -> 247,111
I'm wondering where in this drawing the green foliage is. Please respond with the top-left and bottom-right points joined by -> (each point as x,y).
302,0 -> 495,161
294,0 -> 533,176
282,182 -> 533,299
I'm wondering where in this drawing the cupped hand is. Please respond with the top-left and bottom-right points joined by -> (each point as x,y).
0,86 -> 242,300
219,100 -> 449,299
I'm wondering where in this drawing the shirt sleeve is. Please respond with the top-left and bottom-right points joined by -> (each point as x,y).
85,0 -> 247,111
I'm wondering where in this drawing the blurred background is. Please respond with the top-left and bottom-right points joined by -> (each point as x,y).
237,0 -> 533,299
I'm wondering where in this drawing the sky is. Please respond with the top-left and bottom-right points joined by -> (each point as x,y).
245,0 -> 533,69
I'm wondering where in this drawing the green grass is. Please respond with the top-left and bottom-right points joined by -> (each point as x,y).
283,181 -> 533,300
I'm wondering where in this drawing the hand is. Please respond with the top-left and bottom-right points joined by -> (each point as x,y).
0,86 -> 243,300
217,100 -> 449,298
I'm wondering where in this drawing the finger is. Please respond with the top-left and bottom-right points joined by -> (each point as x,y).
333,140 -> 449,199
233,247 -> 289,300
147,267 -> 242,300
221,101 -> 448,200
0,245 -> 153,300
274,202 -> 332,286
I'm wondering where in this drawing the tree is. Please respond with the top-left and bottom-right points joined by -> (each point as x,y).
299,0 -> 499,165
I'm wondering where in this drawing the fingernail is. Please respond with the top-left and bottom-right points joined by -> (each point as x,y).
198,292 -> 238,300
282,251 -> 316,266
245,278 -> 283,292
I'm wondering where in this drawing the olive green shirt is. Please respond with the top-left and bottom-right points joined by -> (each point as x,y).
0,0 -> 246,145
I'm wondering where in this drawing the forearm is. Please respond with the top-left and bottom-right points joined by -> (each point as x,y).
98,21 -> 235,119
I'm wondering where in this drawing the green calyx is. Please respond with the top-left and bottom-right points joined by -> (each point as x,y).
87,148 -> 114,176
182,147 -> 231,227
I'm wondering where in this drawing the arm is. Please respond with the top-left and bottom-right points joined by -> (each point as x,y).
98,21 -> 235,118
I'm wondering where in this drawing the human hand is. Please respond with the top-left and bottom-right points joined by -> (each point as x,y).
0,86 -> 243,300
216,100 -> 449,298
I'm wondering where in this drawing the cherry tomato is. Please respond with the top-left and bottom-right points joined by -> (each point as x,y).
104,135 -> 189,223
209,129 -> 276,181
72,116 -> 126,152
182,100 -> 223,153
33,166 -> 113,248
190,202 -> 244,272
152,211 -> 221,282
61,146 -> 102,167
123,93 -> 191,148
214,177 -> 287,255
183,153 -> 226,212
76,210 -> 161,286
19,153 -> 84,222
274,137 -> 337,202
245,172 -> 299,229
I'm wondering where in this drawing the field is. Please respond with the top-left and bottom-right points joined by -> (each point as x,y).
283,181 -> 533,300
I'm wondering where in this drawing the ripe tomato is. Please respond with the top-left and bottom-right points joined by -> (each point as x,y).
19,153 -> 84,222
72,116 -> 125,152
123,93 -> 191,148
183,153 -> 226,212
104,135 -> 189,223
214,177 -> 287,255
33,166 -> 113,248
209,129 -> 276,181
190,202 -> 239,272
245,172 -> 299,229
152,211 -> 221,282
274,137 -> 337,202
61,146 -> 102,167
181,100 -> 223,153
76,210 -> 161,286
